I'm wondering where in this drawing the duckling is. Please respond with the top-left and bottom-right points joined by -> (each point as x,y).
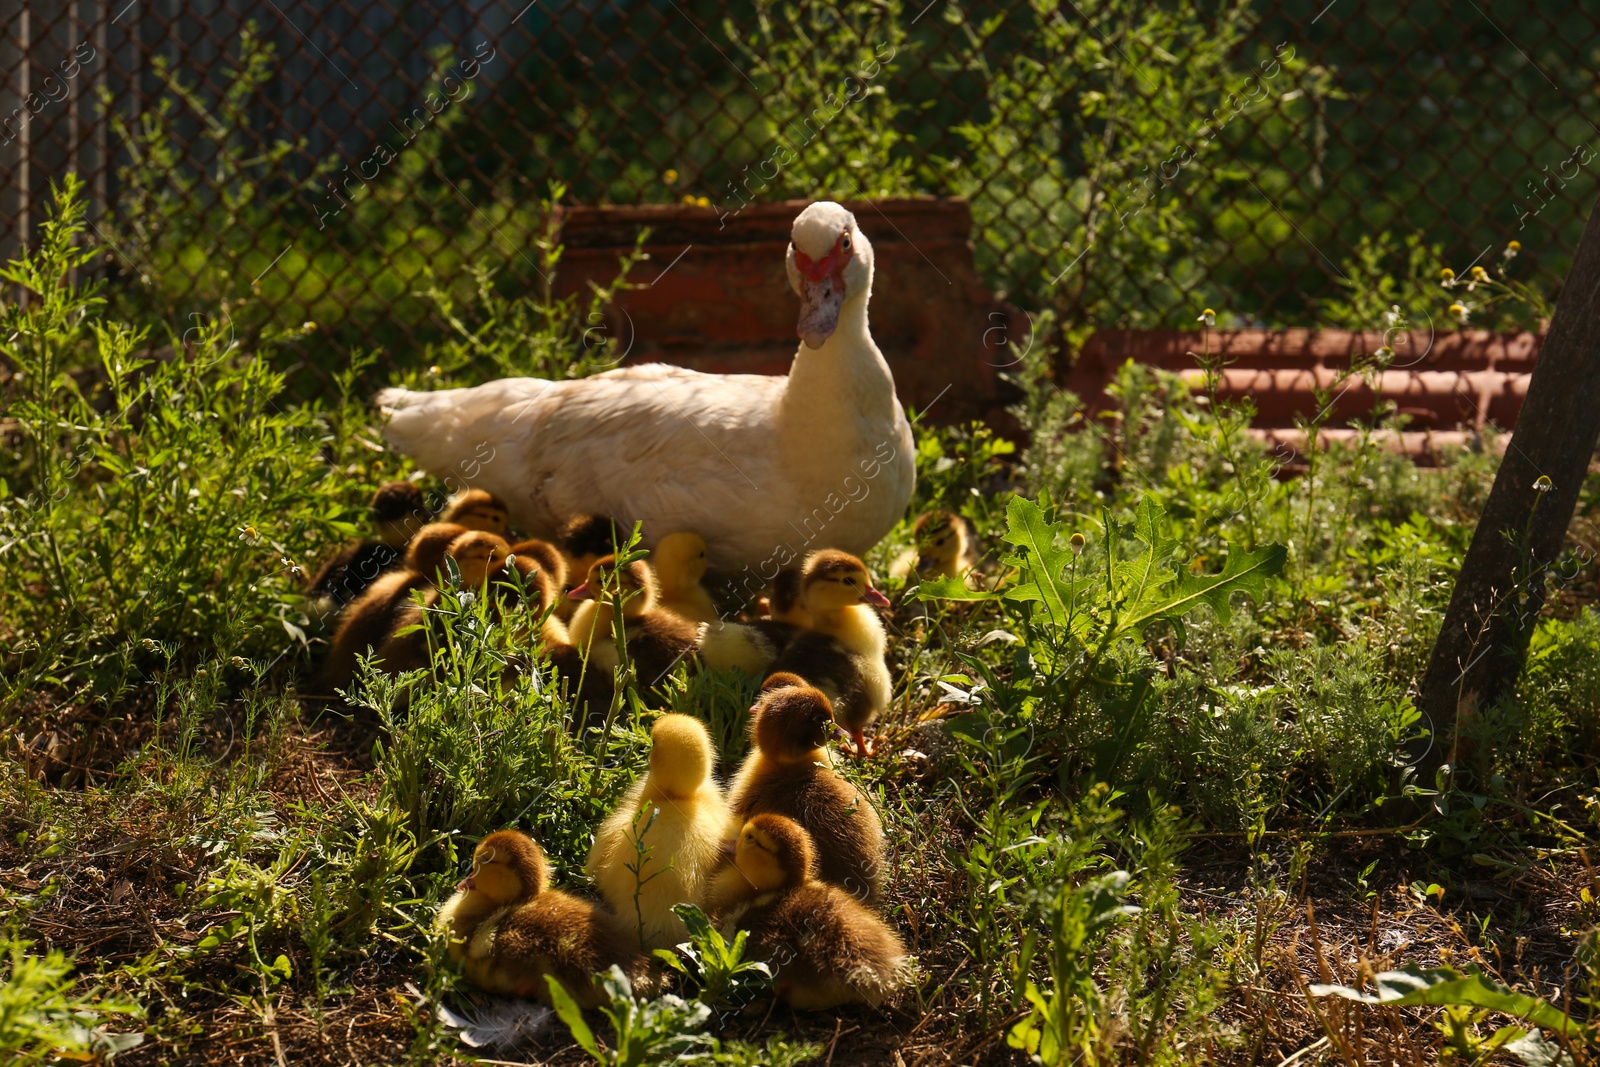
436,829 -> 651,1008
708,814 -> 909,1010
765,567 -> 810,628
759,670 -> 810,692
507,538 -> 568,598
306,481 -> 432,615
889,510 -> 980,584
439,488 -> 511,539
318,521 -> 469,690
567,556 -> 699,688
767,550 -> 893,757
554,515 -> 623,622
371,531 -> 512,677
650,531 -> 720,625
725,683 -> 884,903
587,714 -> 732,949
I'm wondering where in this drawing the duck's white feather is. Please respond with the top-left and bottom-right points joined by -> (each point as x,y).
377,202 -> 915,572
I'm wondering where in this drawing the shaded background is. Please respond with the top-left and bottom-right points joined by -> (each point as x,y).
3,0 -> 1595,388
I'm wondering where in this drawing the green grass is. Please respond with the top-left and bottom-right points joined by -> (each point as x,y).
3,181 -> 1599,1066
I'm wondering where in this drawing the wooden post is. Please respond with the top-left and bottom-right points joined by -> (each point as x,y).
1414,197 -> 1600,787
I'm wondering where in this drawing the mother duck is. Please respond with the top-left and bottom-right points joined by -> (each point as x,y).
377,201 -> 915,572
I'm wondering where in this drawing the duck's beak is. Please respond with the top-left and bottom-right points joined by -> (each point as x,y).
567,583 -> 593,601
863,587 -> 891,608
796,268 -> 845,349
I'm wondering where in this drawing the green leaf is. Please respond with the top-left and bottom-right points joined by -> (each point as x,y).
1125,543 -> 1287,632
916,574 -> 994,601
544,974 -> 602,1058
1309,965 -> 1582,1035
999,496 -> 1079,627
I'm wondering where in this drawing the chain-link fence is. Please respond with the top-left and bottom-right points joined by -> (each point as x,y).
3,0 -> 1594,376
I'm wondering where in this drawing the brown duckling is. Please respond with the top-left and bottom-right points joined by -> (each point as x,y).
567,555 -> 699,688
707,814 -> 909,1010
765,567 -> 810,628
889,509 -> 980,584
439,488 -> 511,539
306,481 -> 432,615
650,531 -> 720,625
553,515 -> 623,622
724,683 -> 885,903
370,531 -> 512,676
766,550 -> 892,757
318,521 -> 469,690
436,829 -> 652,1007
587,715 -> 732,949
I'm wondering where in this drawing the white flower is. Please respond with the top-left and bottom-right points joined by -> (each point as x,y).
1197,308 -> 1216,327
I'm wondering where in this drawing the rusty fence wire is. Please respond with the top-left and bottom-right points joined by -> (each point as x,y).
2,0 -> 1596,386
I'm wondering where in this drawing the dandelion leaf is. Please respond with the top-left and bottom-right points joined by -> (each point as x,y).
1309,965 -> 1580,1036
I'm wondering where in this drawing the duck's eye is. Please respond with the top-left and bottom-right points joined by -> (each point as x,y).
841,233 -> 852,251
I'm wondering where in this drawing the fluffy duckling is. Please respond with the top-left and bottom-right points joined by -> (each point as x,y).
767,550 -> 892,757
553,515 -> 623,622
436,829 -> 651,1008
765,568 -> 810,628
651,531 -> 720,625
371,531 -> 512,676
508,538 -> 568,599
567,556 -> 699,687
318,521 -> 469,690
889,510 -> 980,583
725,684 -> 884,903
439,488 -> 511,539
587,714 -> 732,949
708,814 -> 909,1010
306,481 -> 432,615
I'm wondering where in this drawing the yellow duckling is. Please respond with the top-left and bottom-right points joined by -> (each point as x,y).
889,509 -> 980,584
567,556 -> 699,688
436,829 -> 651,1008
725,683 -> 885,903
439,488 -> 511,539
587,714 -> 732,949
707,814 -> 910,1010
650,531 -> 720,625
767,550 -> 892,757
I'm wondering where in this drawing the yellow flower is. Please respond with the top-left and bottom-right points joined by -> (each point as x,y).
663,168 -> 679,185
695,196 -> 710,207
1469,265 -> 1489,282
1448,302 -> 1469,324
1503,240 -> 1520,261
1069,532 -> 1087,555
681,194 -> 698,205
1533,475 -> 1553,493
302,320 -> 318,333
1197,308 -> 1216,327
1507,240 -> 1521,251
1440,268 -> 1455,281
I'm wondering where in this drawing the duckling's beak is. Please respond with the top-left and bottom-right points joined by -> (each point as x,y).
863,587 -> 891,608
456,875 -> 476,892
917,554 -> 936,572
567,583 -> 593,601
718,840 -> 736,863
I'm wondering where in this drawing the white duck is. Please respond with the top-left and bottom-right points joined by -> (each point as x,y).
376,201 -> 915,571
